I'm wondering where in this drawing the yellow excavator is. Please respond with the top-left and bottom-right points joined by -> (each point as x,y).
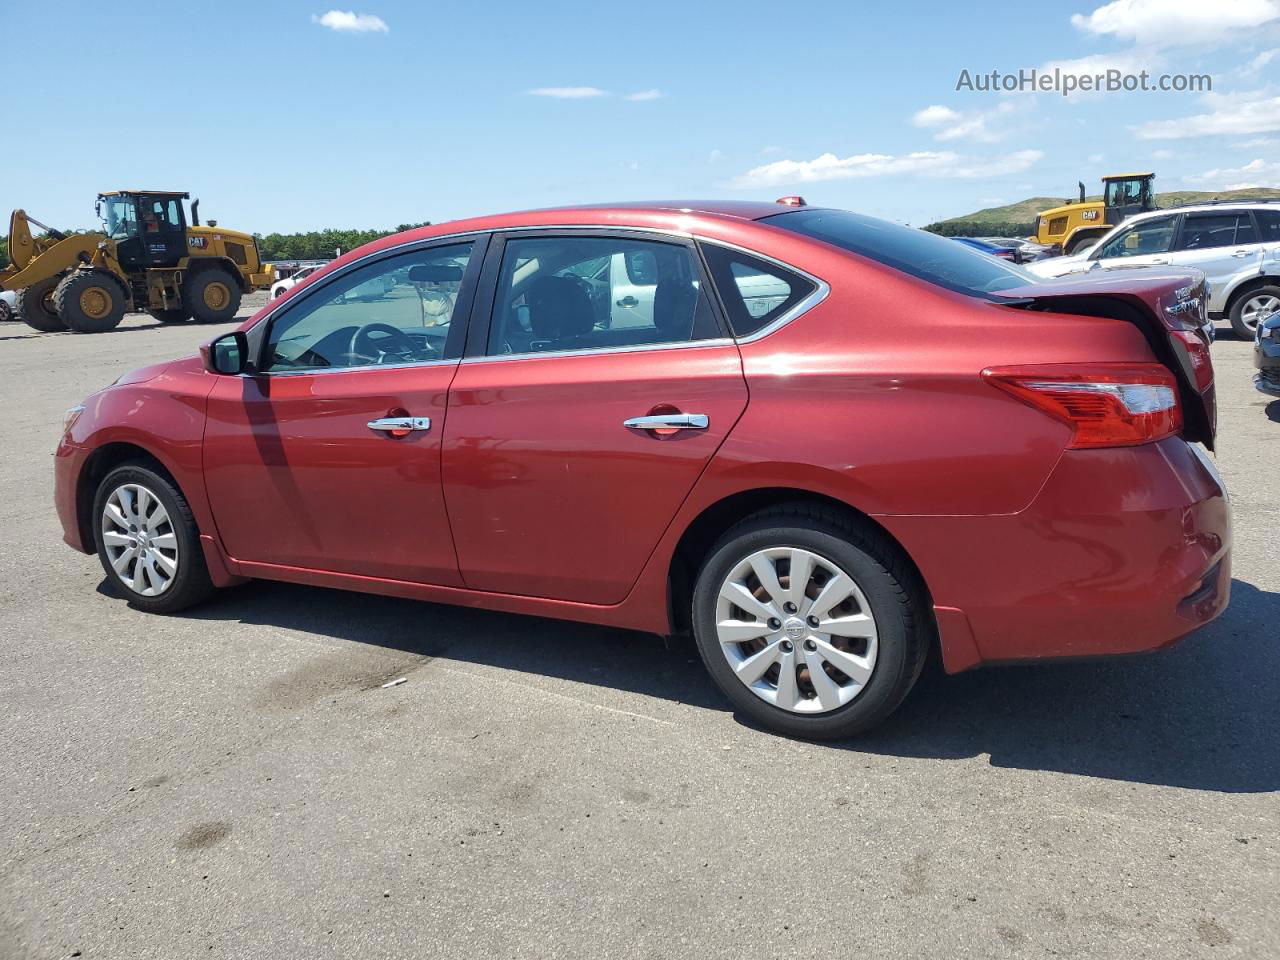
0,190 -> 273,332
1032,173 -> 1158,255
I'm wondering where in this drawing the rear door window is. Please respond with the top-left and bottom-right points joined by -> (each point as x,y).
1177,213 -> 1255,251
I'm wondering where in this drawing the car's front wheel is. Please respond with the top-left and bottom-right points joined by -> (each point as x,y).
93,463 -> 215,613
691,505 -> 930,739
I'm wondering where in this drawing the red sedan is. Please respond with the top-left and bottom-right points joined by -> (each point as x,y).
53,201 -> 1230,738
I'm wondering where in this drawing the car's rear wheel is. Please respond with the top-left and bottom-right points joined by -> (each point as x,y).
691,505 -> 930,739
1230,285 -> 1280,339
93,464 -> 215,613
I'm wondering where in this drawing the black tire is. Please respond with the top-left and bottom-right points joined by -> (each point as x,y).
16,276 -> 66,332
54,270 -> 127,333
147,308 -> 191,324
92,463 -> 216,614
1064,233 -> 1101,256
184,267 -> 242,323
1228,284 -> 1280,340
691,504 -> 931,740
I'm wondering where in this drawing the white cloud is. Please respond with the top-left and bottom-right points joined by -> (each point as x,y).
708,149 -> 724,164
1184,157 -> 1280,188
525,87 -> 609,99
312,10 -> 388,32
1152,148 -> 1175,159
730,149 -> 1043,188
911,101 -> 1016,142
1071,0 -> 1279,48
1087,153 -> 1106,164
1241,48 -> 1280,75
1134,89 -> 1280,138
760,145 -> 784,155
1238,136 -> 1280,147
1040,49 -> 1161,81
625,89 -> 663,101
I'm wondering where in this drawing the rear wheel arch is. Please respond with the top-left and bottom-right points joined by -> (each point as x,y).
1223,275 -> 1280,320
666,488 -> 934,638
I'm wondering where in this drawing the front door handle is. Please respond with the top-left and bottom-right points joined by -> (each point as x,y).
1232,249 -> 1252,258
1149,258 -> 1170,265
368,416 -> 431,433
623,413 -> 709,431
616,295 -> 639,307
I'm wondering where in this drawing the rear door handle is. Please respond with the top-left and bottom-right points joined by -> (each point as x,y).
368,417 -> 431,433
1232,249 -> 1252,258
623,413 -> 709,430
1149,258 -> 1170,265
616,295 -> 639,307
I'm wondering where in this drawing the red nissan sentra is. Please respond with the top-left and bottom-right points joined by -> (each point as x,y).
53,201 -> 1230,738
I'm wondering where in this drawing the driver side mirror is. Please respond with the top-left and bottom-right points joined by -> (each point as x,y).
201,330 -> 249,375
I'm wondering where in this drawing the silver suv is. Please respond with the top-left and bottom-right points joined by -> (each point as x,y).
1026,201 -> 1280,338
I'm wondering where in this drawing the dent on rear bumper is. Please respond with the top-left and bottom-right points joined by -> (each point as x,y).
884,438 -> 1231,669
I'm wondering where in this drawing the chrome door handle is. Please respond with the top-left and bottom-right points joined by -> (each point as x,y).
1232,250 -> 1251,258
367,417 -> 431,432
623,413 -> 709,430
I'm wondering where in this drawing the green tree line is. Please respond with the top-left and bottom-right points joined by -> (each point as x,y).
255,223 -> 431,262
922,219 -> 1036,238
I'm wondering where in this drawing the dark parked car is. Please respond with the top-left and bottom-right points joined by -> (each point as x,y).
1254,309 -> 1280,397
54,201 -> 1229,739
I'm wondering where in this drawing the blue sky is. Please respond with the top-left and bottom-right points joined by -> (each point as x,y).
4,0 -> 1280,232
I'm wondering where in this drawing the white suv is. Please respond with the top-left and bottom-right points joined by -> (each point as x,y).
1026,201 -> 1280,338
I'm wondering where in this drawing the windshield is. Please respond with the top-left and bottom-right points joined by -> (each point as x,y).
101,197 -> 139,239
765,209 -> 1038,298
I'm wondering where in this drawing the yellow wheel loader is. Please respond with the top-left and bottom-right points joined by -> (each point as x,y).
0,191 -> 273,333
1032,173 -> 1157,255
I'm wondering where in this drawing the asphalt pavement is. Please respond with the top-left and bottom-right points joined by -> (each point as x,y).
1,297 -> 1276,959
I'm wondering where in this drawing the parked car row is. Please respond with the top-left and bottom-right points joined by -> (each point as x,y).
952,236 -> 1054,264
1026,201 -> 1280,340
55,199 -> 1228,739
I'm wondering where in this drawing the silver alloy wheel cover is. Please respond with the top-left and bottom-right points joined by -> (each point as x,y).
101,483 -> 179,597
1241,293 -> 1280,331
714,547 -> 878,714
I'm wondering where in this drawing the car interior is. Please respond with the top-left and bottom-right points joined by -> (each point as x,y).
491,238 -> 714,355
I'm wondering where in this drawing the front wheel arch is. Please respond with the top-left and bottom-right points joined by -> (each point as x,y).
76,443 -> 185,553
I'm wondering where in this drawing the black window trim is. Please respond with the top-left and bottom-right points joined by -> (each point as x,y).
463,227 -> 736,363
243,231 -> 490,376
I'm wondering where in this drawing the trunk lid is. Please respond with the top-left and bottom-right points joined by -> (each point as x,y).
995,269 -> 1216,449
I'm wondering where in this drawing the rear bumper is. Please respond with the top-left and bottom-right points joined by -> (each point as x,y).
885,437 -> 1231,669
1254,333 -> 1280,396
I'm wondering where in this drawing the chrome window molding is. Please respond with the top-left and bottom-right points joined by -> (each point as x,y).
247,223 -> 830,376
696,237 -> 831,345
461,336 -> 736,365
261,357 -> 458,377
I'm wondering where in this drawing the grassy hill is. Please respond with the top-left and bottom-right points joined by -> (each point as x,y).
924,187 -> 1280,236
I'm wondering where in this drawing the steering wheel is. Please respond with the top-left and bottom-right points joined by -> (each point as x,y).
348,323 -> 418,364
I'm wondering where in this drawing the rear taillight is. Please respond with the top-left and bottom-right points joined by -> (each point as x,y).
982,363 -> 1182,448
1169,329 -> 1214,393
